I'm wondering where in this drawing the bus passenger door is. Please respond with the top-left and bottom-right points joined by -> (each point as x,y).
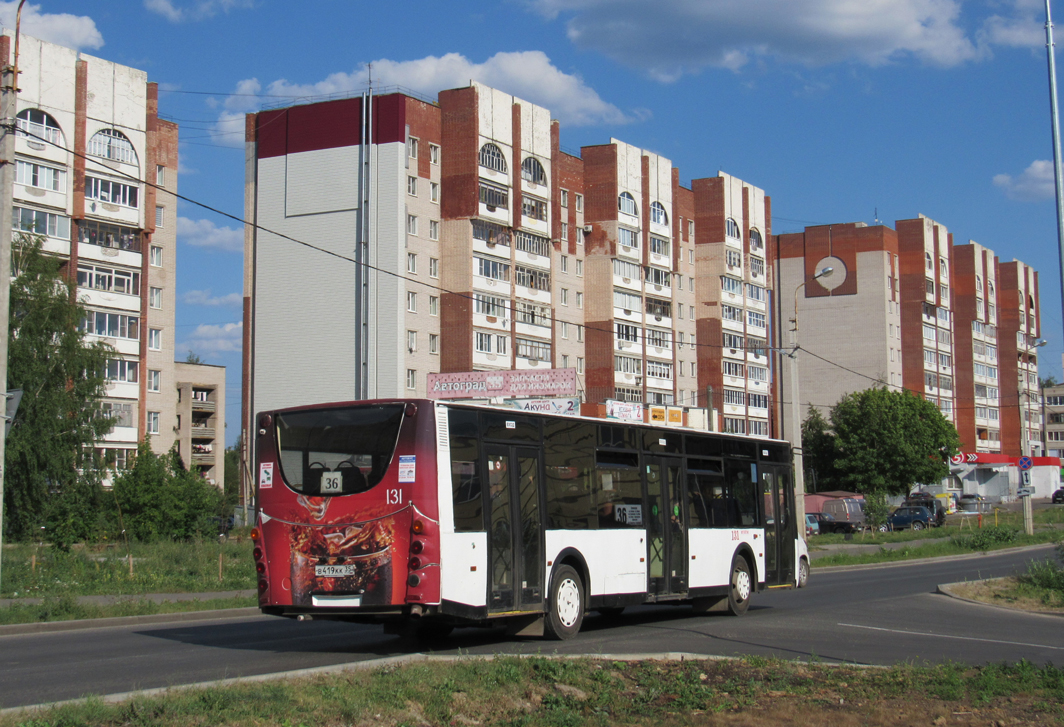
485,445 -> 544,613
759,466 -> 796,586
645,457 -> 687,597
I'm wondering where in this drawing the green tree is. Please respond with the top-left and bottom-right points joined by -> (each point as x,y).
222,435 -> 242,516
829,387 -> 959,496
113,441 -> 222,540
185,350 -> 203,364
4,234 -> 114,543
801,407 -> 839,492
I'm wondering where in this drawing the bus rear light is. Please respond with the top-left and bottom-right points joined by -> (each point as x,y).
410,540 -> 424,554
257,579 -> 269,594
409,557 -> 422,571
253,547 -> 263,560
250,528 -> 261,541
407,574 -> 421,588
412,520 -> 425,534
256,561 -> 266,574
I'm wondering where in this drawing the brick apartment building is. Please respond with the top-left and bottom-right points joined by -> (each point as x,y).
242,82 -> 781,453
7,32 -> 224,485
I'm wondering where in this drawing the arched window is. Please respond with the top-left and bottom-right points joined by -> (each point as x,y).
521,157 -> 546,185
725,218 -> 740,239
16,108 -> 64,145
650,201 -> 668,225
749,228 -> 763,251
479,143 -> 507,173
976,275 -> 983,290
618,192 -> 637,216
89,128 -> 138,166
925,252 -> 932,270
988,281 -> 995,295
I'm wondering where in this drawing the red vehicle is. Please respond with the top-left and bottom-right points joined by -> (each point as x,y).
251,399 -> 807,640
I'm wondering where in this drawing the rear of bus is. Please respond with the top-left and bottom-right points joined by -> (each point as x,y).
252,400 -> 440,625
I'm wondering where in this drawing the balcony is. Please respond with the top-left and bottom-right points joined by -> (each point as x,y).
191,399 -> 216,412
190,426 -> 216,439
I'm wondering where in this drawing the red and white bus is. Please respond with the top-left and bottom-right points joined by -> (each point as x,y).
252,399 -> 808,640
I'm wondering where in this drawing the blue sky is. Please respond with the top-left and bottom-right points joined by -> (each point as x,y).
6,0 -> 1064,444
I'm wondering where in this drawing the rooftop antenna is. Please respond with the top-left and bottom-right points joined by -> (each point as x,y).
874,207 -> 881,225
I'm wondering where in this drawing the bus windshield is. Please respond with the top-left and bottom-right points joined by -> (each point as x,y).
275,404 -> 405,496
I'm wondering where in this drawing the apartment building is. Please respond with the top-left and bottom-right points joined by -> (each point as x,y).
1044,360 -> 1064,458
998,260 -> 1043,456
243,83 -> 779,454
7,32 -> 223,485
775,222 -> 903,434
897,215 -> 956,426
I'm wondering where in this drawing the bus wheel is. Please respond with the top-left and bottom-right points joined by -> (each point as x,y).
727,555 -> 752,616
797,557 -> 810,588
545,565 -> 584,640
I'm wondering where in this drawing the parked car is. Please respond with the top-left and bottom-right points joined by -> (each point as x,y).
1052,488 -> 1064,504
904,493 -> 946,527
883,505 -> 934,531
805,513 -> 820,537
819,498 -> 866,533
958,493 -> 990,512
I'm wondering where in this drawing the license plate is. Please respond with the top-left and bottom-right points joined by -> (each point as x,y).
315,564 -> 356,577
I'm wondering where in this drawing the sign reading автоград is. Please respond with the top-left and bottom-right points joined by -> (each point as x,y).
427,368 -> 577,400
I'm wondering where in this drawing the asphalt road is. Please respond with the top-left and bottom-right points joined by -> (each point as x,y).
1,545 -> 1061,710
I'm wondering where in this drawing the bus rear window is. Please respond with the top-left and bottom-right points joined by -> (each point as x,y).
275,405 -> 405,495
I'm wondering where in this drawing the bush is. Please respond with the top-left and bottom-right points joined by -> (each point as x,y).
950,525 -> 1019,551
112,441 -> 223,541
1020,542 -> 1064,594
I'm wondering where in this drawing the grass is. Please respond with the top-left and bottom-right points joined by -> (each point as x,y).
0,595 -> 256,626
0,536 -> 255,599
3,656 -> 1063,726
810,528 -> 1063,568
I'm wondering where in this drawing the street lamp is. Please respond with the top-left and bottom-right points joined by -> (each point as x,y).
788,266 -> 833,529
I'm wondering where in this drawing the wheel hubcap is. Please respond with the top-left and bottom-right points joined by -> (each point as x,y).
556,578 -> 580,627
733,568 -> 751,602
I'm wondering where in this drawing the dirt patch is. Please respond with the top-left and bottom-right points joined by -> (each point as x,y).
949,577 -> 1064,615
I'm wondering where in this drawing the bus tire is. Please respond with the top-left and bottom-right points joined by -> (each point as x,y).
797,557 -> 810,588
545,564 -> 584,640
727,555 -> 752,616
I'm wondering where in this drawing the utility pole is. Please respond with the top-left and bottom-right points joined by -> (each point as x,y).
1046,0 -> 1064,357
0,4 -> 23,594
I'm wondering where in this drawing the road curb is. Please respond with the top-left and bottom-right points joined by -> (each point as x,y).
937,578 -> 1064,619
811,542 -> 1057,574
0,652 -> 887,716
0,607 -> 261,637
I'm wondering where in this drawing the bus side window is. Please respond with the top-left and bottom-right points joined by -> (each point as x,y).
724,460 -> 759,527
451,434 -> 483,532
594,454 -> 642,529
544,420 -> 594,529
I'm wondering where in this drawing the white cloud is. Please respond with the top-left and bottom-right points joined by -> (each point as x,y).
210,51 -> 637,145
993,159 -> 1056,201
182,289 -> 241,307
177,216 -> 242,252
181,322 -> 242,355
144,0 -> 254,22
0,2 -> 102,51
979,0 -> 1045,49
530,0 -> 985,80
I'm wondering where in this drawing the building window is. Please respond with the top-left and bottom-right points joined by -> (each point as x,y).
577,325 -> 584,342
561,222 -> 568,241
430,182 -> 439,203
496,335 -> 508,355
407,253 -> 417,273
560,255 -> 569,274
475,331 -> 493,353
80,310 -> 140,340
521,157 -> 547,185
78,219 -> 140,252
723,417 -> 746,434
650,201 -> 668,225
747,311 -> 766,329
429,334 -> 438,354
89,128 -> 137,165
515,265 -> 550,290
16,108 -> 63,145
407,215 -> 418,236
156,165 -> 165,185
722,304 -> 742,322
723,360 -> 744,378
561,354 -> 569,368
479,181 -> 508,209
576,292 -> 583,309
750,256 -> 765,277
474,293 -> 508,317
148,369 -> 161,392
106,358 -> 138,383
479,143 -> 507,173
749,229 -> 763,251
407,136 -> 419,159
560,321 -> 569,339
746,284 -> 765,302
517,338 -> 551,361
148,328 -> 162,350
86,176 -> 138,207
429,220 -> 439,241
149,287 -> 162,309
575,194 -> 583,212
721,276 -> 743,295
429,257 -> 439,278
16,160 -> 65,192
560,189 -> 569,207
154,205 -> 164,227
560,288 -> 569,306
618,192 -> 638,216
725,218 -> 740,239
407,330 -> 417,352
429,144 -> 440,164
147,411 -> 160,435
476,256 -> 511,281
407,176 -> 418,196
13,206 -> 70,239
576,259 -> 583,277
429,296 -> 438,315
407,369 -> 417,389
650,236 -> 670,256
577,357 -> 584,373
77,263 -> 140,295
407,292 -> 417,312
515,231 -> 551,256
150,245 -> 163,267
522,195 -> 547,221
618,227 -> 639,249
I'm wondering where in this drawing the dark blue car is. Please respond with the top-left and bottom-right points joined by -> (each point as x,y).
883,505 -> 934,531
